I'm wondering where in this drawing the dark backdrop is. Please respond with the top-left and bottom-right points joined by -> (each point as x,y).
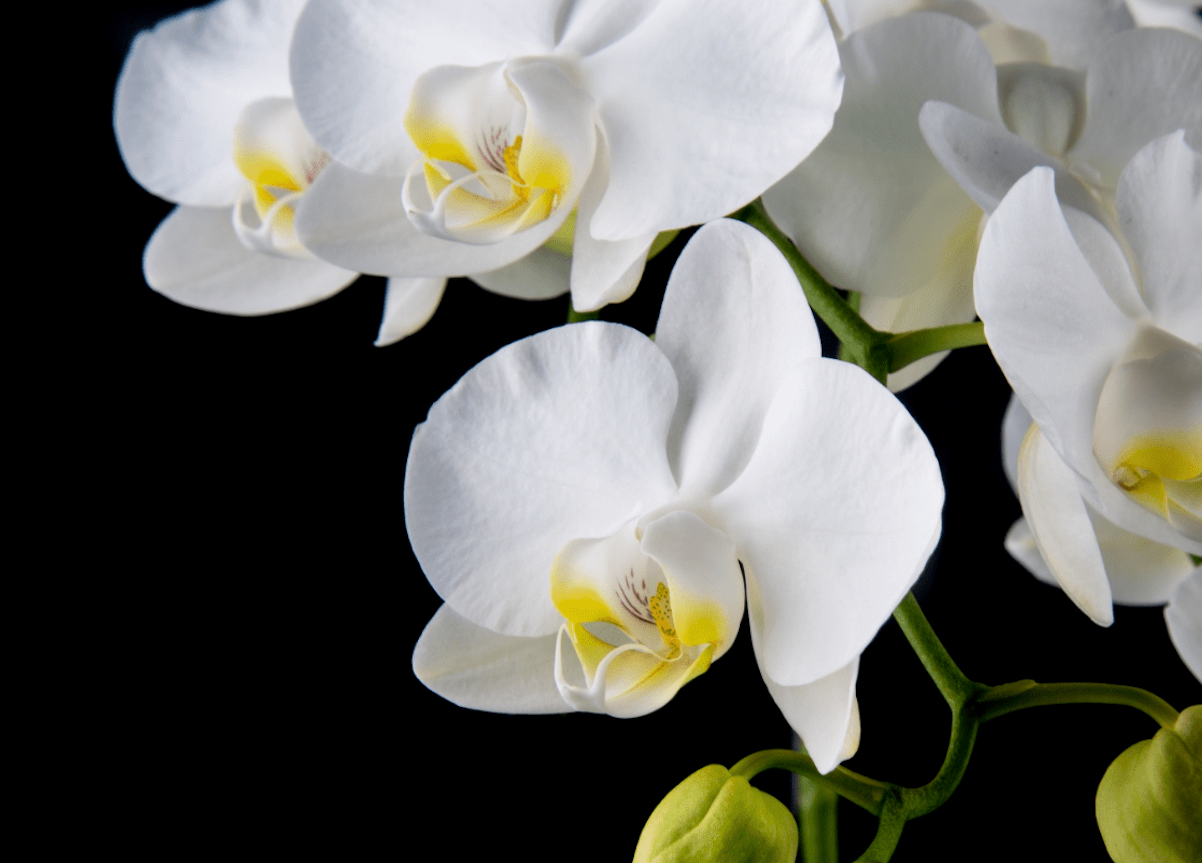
79,4 -> 1201,859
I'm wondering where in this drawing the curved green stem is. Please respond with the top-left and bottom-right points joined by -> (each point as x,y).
856,792 -> 906,863
975,681 -> 1179,728
729,749 -> 888,815
898,708 -> 979,818
886,322 -> 988,372
892,593 -> 984,707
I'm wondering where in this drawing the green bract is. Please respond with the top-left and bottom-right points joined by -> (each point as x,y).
1096,705 -> 1202,863
633,764 -> 798,863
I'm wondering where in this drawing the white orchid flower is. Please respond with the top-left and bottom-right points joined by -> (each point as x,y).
288,0 -> 843,315
764,13 -> 1199,391
406,220 -> 944,774
1000,396 -> 1199,682
114,0 -> 444,345
974,132 -> 1202,630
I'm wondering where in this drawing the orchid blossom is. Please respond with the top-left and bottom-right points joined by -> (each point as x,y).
1001,396 -> 1201,681
113,0 -> 444,345
974,132 -> 1202,631
406,220 -> 944,774
289,0 -> 843,315
764,12 -> 1199,390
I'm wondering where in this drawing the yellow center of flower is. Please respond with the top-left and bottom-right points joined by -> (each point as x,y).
647,582 -> 681,661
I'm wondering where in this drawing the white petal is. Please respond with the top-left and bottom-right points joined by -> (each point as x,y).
567,140 -> 657,312
413,605 -> 567,713
143,205 -> 357,315
711,360 -> 943,686
974,166 -> 1138,481
654,220 -> 820,498
470,248 -> 571,301
746,565 -> 860,775
1116,132 -> 1202,341
114,0 -> 305,206
290,0 -> 561,176
1071,28 -> 1202,190
1127,0 -> 1202,36
640,509 -> 745,660
996,63 -> 1086,159
918,101 -> 1100,218
1007,509 -> 1195,605
764,13 -> 999,297
375,277 -> 448,347
295,161 -> 574,277
1017,423 -> 1114,625
404,322 -> 680,638
973,0 -> 1135,69
1166,567 -> 1202,683
1001,393 -> 1033,495
581,0 -> 842,240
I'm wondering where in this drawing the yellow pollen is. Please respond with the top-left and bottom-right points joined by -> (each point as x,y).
648,582 -> 681,660
502,135 -> 529,201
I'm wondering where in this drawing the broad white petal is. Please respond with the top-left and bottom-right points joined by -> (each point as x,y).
918,101 -> 1100,218
655,220 -> 820,498
1116,132 -> 1202,341
746,565 -> 860,775
375,277 -> 448,347
1071,28 -> 1202,190
405,322 -> 680,638
711,360 -> 943,686
413,604 -> 567,713
115,0 -> 304,206
764,13 -> 999,297
470,248 -> 571,301
567,139 -> 657,312
581,0 -> 842,240
1017,424 -> 1114,625
1001,393 -> 1033,495
144,205 -> 357,315
996,63 -> 1086,159
296,161 -> 573,277
974,166 -> 1138,480
1166,568 -> 1202,683
290,0 -> 561,176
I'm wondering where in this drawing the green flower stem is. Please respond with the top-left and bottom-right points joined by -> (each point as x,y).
885,322 -> 988,373
798,776 -> 840,863
892,593 -> 985,708
897,708 -> 979,819
567,302 -> 599,323
857,793 -> 906,863
975,681 -> 1180,728
729,749 -> 888,815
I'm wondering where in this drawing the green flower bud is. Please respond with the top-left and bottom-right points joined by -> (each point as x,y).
632,764 -> 798,863
1096,705 -> 1202,863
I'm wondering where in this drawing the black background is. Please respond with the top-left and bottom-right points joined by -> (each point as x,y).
75,4 -> 1201,859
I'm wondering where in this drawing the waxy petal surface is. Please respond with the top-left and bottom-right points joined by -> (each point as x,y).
375,277 -> 448,347
405,322 -> 679,638
115,0 -> 305,206
414,604 -> 567,713
655,220 -> 819,498
580,0 -> 842,240
712,360 -> 943,686
144,205 -> 357,315
1166,569 -> 1202,682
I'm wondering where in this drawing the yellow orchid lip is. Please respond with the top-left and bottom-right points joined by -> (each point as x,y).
230,98 -> 330,258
